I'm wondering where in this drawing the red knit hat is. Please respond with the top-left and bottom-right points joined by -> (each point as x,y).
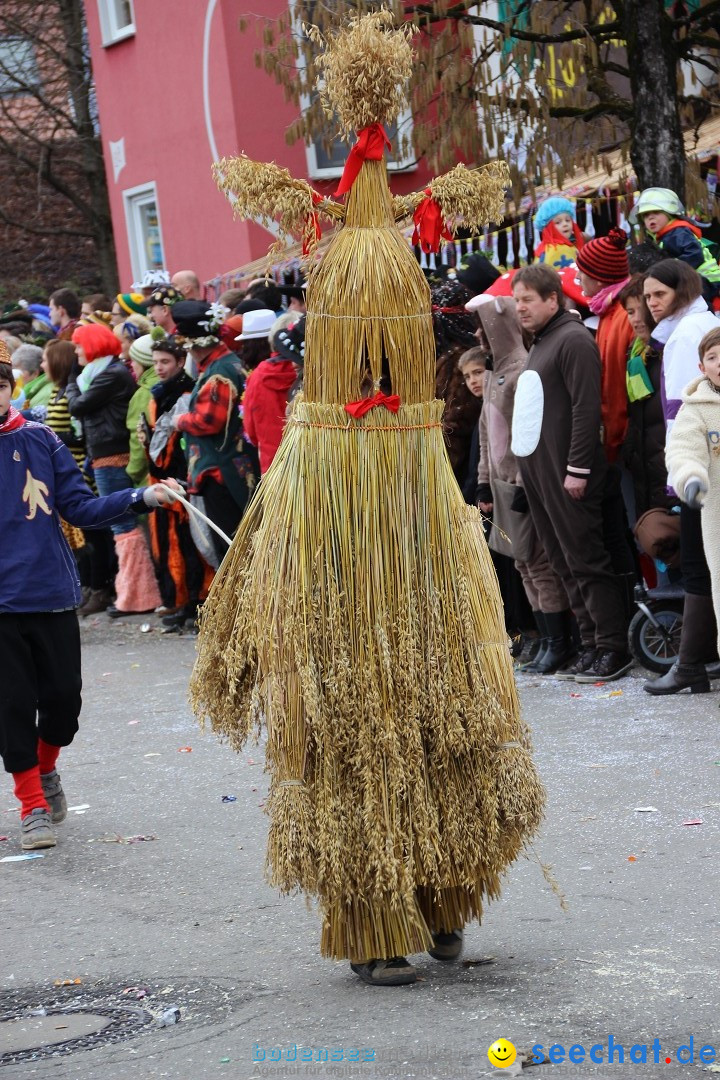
71,322 -> 122,362
575,227 -> 629,285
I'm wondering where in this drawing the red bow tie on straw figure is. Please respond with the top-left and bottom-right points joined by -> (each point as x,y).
344,391 -> 401,418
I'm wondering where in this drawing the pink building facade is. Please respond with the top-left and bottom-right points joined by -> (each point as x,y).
84,0 -> 431,293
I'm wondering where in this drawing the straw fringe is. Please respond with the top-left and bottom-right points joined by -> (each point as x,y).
191,400 -> 545,961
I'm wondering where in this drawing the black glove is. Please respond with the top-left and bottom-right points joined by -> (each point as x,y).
476,483 -> 493,505
510,485 -> 529,513
684,479 -> 707,511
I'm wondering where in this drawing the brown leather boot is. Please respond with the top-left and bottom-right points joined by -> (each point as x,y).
77,588 -> 112,616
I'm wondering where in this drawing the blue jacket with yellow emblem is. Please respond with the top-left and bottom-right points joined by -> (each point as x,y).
0,412 -> 148,613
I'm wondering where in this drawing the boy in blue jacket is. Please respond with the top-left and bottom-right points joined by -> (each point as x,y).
0,348 -> 179,851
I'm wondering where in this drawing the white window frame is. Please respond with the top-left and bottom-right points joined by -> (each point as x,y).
122,182 -> 165,284
303,107 -> 416,180
97,0 -> 135,47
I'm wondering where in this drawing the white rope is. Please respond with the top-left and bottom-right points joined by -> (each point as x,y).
157,483 -> 233,547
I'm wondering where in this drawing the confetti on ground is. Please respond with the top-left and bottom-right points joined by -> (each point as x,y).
221,795 -> 237,803
1,853 -> 44,863
178,747 -> 192,753
67,804 -> 90,813
0,836 -> 8,842
144,753 -> 161,758
54,978 -> 82,986
89,834 -> 159,844
682,819 -> 703,826
634,807 -> 659,813
627,855 -> 638,862
128,720 -> 140,725
570,692 -> 582,698
462,956 -> 496,967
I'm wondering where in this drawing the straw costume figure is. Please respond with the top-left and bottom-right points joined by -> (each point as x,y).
191,9 -> 545,987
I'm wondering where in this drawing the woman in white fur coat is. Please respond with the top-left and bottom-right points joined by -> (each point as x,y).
666,327 -> 720,657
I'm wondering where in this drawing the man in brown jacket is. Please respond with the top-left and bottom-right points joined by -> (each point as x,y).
510,265 -> 632,682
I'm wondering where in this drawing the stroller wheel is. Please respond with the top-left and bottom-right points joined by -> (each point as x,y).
628,604 -> 684,673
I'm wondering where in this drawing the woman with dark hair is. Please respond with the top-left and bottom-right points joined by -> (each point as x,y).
43,339 -> 115,615
618,276 -> 674,518
643,259 -> 718,430
642,260 -> 720,694
431,278 -> 483,484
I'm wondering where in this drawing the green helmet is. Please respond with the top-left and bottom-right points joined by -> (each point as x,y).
629,187 -> 686,225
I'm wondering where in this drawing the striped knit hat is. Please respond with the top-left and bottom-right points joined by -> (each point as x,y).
128,334 -> 155,368
117,292 -> 148,316
575,227 -> 629,285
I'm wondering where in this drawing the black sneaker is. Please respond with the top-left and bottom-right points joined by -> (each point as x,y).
555,646 -> 598,681
575,650 -> 633,683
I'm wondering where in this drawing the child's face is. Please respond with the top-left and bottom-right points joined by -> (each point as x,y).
552,212 -> 575,241
0,376 -> 12,414
642,211 -> 670,235
462,361 -> 486,397
700,344 -> 720,389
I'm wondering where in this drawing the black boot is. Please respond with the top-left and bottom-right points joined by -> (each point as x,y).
535,610 -> 577,674
643,661 -> 710,695
678,593 -> 718,666
519,612 -> 548,672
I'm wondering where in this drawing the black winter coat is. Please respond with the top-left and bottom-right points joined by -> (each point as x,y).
619,344 -> 676,516
66,360 -> 135,460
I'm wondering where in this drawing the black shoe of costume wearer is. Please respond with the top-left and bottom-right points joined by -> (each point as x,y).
534,611 -> 576,674
162,611 -> 186,629
555,646 -> 598,681
643,661 -> 710,695
575,650 -> 633,683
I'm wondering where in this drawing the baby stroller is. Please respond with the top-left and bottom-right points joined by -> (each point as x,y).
628,580 -> 684,673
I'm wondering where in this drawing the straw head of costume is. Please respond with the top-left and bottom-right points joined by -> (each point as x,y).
192,8 -> 545,964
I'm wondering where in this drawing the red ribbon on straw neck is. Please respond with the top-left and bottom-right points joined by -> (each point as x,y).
412,188 -> 452,254
344,391 -> 401,419
334,124 -> 392,197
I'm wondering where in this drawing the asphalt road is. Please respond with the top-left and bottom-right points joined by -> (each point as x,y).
1,613 -> 719,1080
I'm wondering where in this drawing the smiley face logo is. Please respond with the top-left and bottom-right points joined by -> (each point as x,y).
488,1039 -> 517,1068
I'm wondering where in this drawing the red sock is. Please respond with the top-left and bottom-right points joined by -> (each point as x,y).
37,739 -> 60,776
13,766 -> 49,818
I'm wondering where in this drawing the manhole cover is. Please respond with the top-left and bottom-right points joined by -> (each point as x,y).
1,1012 -> 112,1054
0,976 -> 257,1065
